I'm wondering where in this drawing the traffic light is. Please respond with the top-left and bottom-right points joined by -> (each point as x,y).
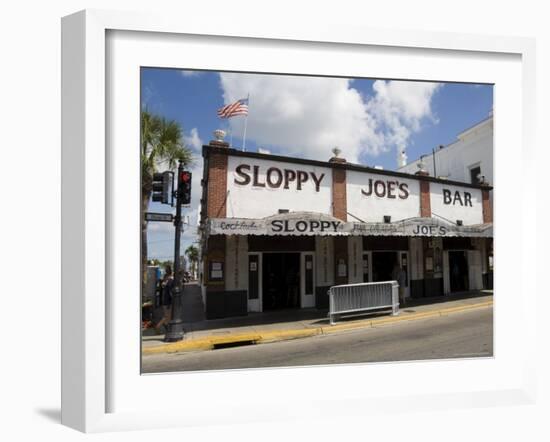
152,171 -> 172,204
179,171 -> 192,205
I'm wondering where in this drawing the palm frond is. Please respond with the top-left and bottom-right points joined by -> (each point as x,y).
140,110 -> 195,183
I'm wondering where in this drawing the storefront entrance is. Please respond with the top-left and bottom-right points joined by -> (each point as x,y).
372,251 -> 397,282
370,250 -> 409,298
262,253 -> 300,310
448,250 -> 469,292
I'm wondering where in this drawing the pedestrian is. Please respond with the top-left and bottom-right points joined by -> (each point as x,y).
285,267 -> 298,308
155,265 -> 175,334
392,261 -> 407,306
452,261 -> 460,291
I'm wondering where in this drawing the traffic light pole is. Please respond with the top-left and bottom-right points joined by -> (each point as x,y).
164,160 -> 185,342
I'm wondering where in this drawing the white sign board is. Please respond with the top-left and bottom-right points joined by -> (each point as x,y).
208,213 -> 492,237
346,170 -> 421,222
226,156 -> 332,218
430,182 -> 484,225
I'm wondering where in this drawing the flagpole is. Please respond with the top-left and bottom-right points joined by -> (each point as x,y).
242,93 -> 249,152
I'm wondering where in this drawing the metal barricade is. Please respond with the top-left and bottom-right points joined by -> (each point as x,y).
328,281 -> 399,325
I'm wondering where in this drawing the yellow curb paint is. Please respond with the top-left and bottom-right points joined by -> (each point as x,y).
438,302 -> 492,315
143,300 -> 493,355
259,328 -> 321,343
144,340 -> 213,355
143,333 -> 262,355
208,334 -> 262,345
321,321 -> 373,334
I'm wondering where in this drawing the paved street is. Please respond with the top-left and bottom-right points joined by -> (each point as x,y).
142,306 -> 492,373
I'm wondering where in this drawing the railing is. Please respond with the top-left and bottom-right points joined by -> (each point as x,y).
328,281 -> 399,325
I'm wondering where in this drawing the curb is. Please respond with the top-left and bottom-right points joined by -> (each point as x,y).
142,299 -> 493,356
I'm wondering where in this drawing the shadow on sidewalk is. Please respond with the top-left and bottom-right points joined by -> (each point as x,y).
403,290 -> 493,310
185,306 -> 330,331
143,284 -> 493,341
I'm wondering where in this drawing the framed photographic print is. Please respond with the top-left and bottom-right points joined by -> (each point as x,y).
61,9 -> 537,433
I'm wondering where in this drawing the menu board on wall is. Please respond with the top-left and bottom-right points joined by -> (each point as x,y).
209,261 -> 224,281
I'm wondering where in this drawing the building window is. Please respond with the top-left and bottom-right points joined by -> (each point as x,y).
470,166 -> 481,184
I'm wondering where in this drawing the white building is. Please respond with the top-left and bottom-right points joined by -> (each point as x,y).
398,114 -> 494,291
199,135 -> 493,319
398,115 -> 493,188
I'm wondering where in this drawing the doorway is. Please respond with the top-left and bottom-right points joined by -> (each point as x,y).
371,251 -> 409,298
449,250 -> 469,292
262,253 -> 300,310
372,251 -> 397,282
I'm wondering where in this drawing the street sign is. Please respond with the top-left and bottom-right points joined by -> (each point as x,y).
145,212 -> 174,222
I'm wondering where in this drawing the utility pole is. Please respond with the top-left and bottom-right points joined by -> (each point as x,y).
164,160 -> 185,342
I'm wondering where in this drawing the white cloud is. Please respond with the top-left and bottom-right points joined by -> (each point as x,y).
366,80 -> 441,154
180,70 -> 202,78
219,73 -> 441,164
183,127 -> 203,152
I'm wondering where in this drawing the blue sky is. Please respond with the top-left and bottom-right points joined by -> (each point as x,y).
141,68 -> 493,263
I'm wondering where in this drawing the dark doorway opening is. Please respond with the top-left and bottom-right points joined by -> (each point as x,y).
263,253 -> 300,310
372,251 -> 398,282
449,251 -> 469,292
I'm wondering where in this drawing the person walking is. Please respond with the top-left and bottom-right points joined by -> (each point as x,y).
155,265 -> 175,334
285,267 -> 299,308
451,261 -> 460,291
392,261 -> 407,307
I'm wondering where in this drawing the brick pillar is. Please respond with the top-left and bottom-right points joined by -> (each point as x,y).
204,234 -> 227,319
329,154 -> 348,283
333,236 -> 349,285
206,140 -> 229,218
330,156 -> 347,221
482,187 -> 493,223
415,170 -> 431,217
205,235 -> 226,289
204,140 -> 229,318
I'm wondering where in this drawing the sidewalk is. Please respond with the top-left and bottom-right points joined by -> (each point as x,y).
142,284 -> 493,355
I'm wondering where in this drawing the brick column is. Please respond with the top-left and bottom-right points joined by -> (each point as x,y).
333,236 -> 349,285
330,157 -> 347,221
206,141 -> 229,218
204,234 -> 227,319
329,155 -> 348,283
415,170 -> 431,217
481,187 -> 493,223
205,235 -> 226,289
204,140 -> 229,318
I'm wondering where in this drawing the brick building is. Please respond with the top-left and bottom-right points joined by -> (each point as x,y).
199,136 -> 493,319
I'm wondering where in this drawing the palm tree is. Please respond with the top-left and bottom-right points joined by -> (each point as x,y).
185,244 -> 199,280
141,109 -> 193,289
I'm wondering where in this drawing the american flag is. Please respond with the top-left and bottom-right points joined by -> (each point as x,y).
217,98 -> 249,119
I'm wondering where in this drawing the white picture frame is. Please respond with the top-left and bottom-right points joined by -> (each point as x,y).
61,9 -> 537,433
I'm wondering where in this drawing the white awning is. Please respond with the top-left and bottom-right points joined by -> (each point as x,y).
207,212 -> 492,238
